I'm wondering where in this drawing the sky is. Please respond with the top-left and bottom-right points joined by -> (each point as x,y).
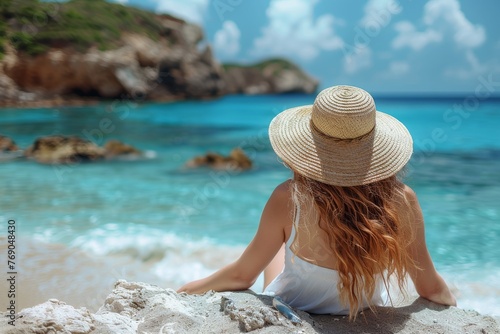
113,0 -> 500,94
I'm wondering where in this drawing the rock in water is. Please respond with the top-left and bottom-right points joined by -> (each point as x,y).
0,134 -> 19,152
229,148 -> 253,170
24,136 -> 105,164
104,140 -> 142,158
186,148 -> 252,171
0,134 -> 23,161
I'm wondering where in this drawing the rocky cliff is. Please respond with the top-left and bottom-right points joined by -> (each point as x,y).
223,59 -> 318,95
0,19 -> 226,105
0,1 -> 318,107
1,280 -> 498,334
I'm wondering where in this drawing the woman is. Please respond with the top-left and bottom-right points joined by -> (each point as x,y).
177,85 -> 456,319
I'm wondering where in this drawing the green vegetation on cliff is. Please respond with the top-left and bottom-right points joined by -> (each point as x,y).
224,58 -> 300,71
0,0 -> 173,57
223,58 -> 307,77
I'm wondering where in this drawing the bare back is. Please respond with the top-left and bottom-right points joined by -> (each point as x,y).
281,180 -> 415,272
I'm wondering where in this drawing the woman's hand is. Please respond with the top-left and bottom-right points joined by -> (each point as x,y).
424,280 -> 457,306
177,278 -> 209,294
176,263 -> 255,294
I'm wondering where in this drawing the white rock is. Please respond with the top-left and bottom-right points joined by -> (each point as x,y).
17,300 -> 94,334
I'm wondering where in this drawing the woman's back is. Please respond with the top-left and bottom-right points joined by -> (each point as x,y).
264,191 -> 389,314
263,177 -> 413,314
283,178 -> 413,272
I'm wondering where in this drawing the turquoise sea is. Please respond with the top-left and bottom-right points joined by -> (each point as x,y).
0,95 -> 499,315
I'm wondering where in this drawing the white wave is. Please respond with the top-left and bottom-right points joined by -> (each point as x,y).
64,224 -> 246,286
143,150 -> 157,159
441,268 -> 500,316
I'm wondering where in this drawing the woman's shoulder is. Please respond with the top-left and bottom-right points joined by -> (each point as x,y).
257,180 -> 295,239
402,183 -> 417,199
398,183 -> 420,209
273,179 -> 293,196
393,183 -> 423,224
266,179 -> 294,216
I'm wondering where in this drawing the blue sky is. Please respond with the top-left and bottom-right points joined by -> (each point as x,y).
114,0 -> 500,94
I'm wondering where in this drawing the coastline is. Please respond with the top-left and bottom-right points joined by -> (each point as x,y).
0,97 -> 101,109
0,94 -> 184,109
1,280 -> 499,333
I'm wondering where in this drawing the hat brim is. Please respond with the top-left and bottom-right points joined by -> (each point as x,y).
269,105 -> 413,186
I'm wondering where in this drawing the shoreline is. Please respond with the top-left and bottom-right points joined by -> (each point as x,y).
3,93 -> 500,110
0,95 -> 183,109
1,280 -> 499,333
0,97 -> 101,109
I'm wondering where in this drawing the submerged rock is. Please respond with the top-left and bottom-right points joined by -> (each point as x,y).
24,136 -> 106,164
0,134 -> 19,152
104,139 -> 142,158
186,148 -> 252,171
0,134 -> 23,161
23,136 -> 145,164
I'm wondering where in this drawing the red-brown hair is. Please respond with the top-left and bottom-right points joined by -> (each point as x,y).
291,173 -> 416,320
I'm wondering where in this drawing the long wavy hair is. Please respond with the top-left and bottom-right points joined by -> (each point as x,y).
291,172 -> 416,320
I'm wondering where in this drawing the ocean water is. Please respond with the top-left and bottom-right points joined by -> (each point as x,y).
0,95 -> 499,315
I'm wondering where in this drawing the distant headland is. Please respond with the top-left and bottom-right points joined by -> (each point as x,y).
0,0 -> 318,107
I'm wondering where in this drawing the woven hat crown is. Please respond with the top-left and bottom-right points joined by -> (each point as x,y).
268,84 -> 413,186
311,85 -> 376,139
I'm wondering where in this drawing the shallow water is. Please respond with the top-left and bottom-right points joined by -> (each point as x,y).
0,95 -> 499,314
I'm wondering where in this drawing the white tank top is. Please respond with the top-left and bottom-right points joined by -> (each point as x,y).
263,206 -> 388,315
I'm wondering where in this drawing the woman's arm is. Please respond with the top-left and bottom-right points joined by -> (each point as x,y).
404,186 -> 457,306
177,181 -> 293,294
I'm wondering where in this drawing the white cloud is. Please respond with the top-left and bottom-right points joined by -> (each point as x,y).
388,61 -> 409,75
392,0 -> 485,51
392,21 -> 442,50
391,0 -> 487,79
156,0 -> 210,25
344,47 -> 372,74
360,0 -> 402,29
423,0 -> 485,48
213,21 -> 241,58
252,0 -> 344,61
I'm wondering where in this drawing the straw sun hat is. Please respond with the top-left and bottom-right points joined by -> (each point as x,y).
269,85 -> 413,186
